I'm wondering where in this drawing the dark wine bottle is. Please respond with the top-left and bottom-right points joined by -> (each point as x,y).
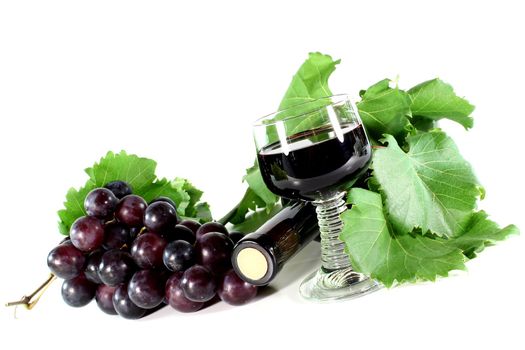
231,201 -> 318,286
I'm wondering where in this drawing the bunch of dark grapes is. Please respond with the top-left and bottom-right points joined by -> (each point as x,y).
47,180 -> 258,319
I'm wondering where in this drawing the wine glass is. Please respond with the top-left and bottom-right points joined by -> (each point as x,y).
253,94 -> 381,301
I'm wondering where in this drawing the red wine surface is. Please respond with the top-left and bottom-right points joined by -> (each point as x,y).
257,124 -> 371,200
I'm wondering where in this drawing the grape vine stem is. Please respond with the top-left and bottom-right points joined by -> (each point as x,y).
5,273 -> 57,310
217,191 -> 247,225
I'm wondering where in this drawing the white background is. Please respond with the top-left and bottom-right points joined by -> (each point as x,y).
1,1 -> 524,349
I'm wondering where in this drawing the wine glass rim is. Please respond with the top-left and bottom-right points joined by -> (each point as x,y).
253,94 -> 351,127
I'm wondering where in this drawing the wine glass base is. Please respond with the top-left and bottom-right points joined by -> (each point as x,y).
299,266 -> 381,302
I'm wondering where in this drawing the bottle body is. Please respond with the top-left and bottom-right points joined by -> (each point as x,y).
231,202 -> 318,286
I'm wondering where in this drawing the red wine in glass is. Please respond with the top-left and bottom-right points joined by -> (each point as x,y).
257,123 -> 371,201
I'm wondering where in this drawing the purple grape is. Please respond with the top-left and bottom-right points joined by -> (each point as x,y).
150,196 -> 177,209
98,250 -> 136,286
180,265 -> 216,302
104,180 -> 133,199
163,224 -> 195,244
47,242 -> 85,279
178,219 -> 201,234
218,269 -> 258,306
70,216 -> 105,252
115,195 -> 147,227
144,201 -> 178,233
103,222 -> 131,250
195,222 -> 228,240
165,273 -> 203,313
130,232 -> 167,269
113,284 -> 146,319
84,250 -> 103,284
96,284 -> 118,315
84,188 -> 118,219
228,231 -> 244,245
163,240 -> 195,272
128,270 -> 166,309
195,232 -> 234,275
166,271 -> 183,285
61,274 -> 96,307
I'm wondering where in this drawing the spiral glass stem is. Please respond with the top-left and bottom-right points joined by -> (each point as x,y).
314,192 -> 351,272
300,191 -> 380,301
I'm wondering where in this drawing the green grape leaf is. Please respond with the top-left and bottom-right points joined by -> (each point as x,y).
140,178 -> 190,215
170,178 -> 212,222
57,185 -> 92,235
236,166 -> 277,221
446,211 -> 520,259
243,163 -> 278,209
372,131 -> 482,237
356,79 -> 412,143
408,78 -> 475,129
411,115 -> 436,132
231,203 -> 283,234
58,151 -> 211,234
85,150 -> 157,194
228,187 -> 267,225
194,202 -> 213,223
171,178 -> 204,218
278,52 -> 340,110
266,53 -> 340,141
341,188 -> 466,287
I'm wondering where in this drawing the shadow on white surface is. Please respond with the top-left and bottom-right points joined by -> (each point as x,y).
270,241 -> 321,301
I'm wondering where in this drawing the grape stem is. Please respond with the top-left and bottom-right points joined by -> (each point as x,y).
218,203 -> 240,226
217,189 -> 251,225
5,273 -> 57,310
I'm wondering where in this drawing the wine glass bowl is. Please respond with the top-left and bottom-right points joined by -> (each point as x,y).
253,95 -> 381,301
